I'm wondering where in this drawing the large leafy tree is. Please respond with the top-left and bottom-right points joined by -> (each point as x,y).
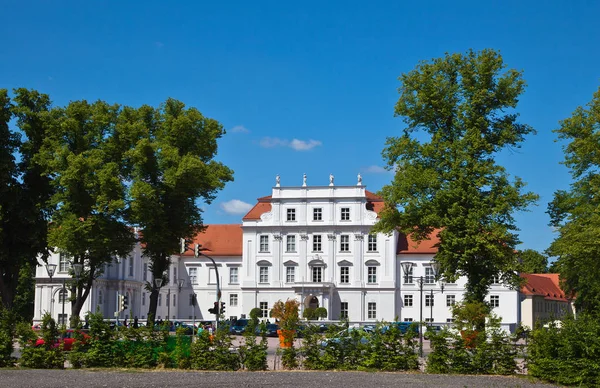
0,89 -> 54,315
548,86 -> 600,314
36,99 -> 135,323
375,49 -> 537,303
127,99 -> 233,325
518,249 -> 548,274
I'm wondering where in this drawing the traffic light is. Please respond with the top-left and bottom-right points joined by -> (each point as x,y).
220,302 -> 225,315
123,295 -> 129,310
180,238 -> 193,254
118,294 -> 125,311
208,301 -> 219,315
194,244 -> 201,258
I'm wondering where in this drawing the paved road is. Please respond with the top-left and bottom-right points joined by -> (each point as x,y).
0,370 -> 559,388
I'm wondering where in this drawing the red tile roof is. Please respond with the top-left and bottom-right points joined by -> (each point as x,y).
520,273 -> 570,301
365,190 -> 385,214
242,196 -> 272,221
182,224 -> 243,256
396,230 -> 441,254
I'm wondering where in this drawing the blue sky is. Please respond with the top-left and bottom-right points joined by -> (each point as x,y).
2,0 -> 599,254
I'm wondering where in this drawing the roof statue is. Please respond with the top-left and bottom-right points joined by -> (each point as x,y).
276,174 -> 280,187
302,173 -> 307,187
357,173 -> 362,186
329,173 -> 334,186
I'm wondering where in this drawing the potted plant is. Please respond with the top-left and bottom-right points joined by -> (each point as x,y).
270,299 -> 300,348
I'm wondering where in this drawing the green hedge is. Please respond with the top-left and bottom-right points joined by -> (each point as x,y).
528,314 -> 600,387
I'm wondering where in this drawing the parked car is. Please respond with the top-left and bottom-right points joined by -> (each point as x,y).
173,321 -> 195,335
255,323 -> 279,337
35,329 -> 90,351
424,325 -> 444,339
229,319 -> 250,335
321,327 -> 371,347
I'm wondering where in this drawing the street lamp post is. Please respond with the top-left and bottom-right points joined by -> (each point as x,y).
401,261 -> 443,358
45,263 -> 57,323
154,278 -> 163,324
195,244 -> 221,331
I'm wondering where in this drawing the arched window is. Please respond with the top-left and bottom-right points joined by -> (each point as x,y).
98,290 -> 103,304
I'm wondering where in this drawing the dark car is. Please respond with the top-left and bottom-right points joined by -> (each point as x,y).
35,329 -> 90,351
229,319 -> 249,335
255,323 -> 279,337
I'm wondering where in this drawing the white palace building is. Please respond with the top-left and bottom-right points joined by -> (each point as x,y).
33,174 -> 520,331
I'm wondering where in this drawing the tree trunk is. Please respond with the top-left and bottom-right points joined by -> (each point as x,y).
70,266 -> 94,327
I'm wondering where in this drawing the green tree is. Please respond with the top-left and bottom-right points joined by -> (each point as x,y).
127,99 -> 233,325
518,249 -> 548,273
548,86 -> 600,314
375,49 -> 538,303
0,89 -> 54,316
36,99 -> 136,324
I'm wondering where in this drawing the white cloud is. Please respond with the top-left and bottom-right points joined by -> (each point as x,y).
220,199 -> 253,215
231,125 -> 250,133
290,139 -> 322,151
362,165 -> 388,174
259,137 -> 322,151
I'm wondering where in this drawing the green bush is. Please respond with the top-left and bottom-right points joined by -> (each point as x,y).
190,327 -> 238,370
239,321 -> 268,370
0,308 -> 16,367
300,324 -> 324,369
18,313 -> 64,369
528,314 -> 600,387
426,314 -> 517,375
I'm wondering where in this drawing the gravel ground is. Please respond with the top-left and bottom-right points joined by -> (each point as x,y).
0,370 -> 559,388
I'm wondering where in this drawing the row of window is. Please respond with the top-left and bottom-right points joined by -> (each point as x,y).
402,294 -> 500,308
258,265 -> 378,284
285,207 -> 352,222
259,234 -> 378,253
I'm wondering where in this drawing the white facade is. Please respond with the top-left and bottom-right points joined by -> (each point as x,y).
33,176 -> 520,332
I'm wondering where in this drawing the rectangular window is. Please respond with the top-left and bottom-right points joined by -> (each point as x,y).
367,234 -> 377,251
340,302 -> 348,319
367,266 -> 377,284
286,235 -> 296,252
59,252 -> 70,273
313,208 -> 322,221
259,267 -> 269,283
425,294 -> 434,307
189,293 -> 196,306
313,235 -> 322,251
59,289 -> 68,303
404,318 -> 413,322
446,318 -> 455,323
492,275 -> 500,284
230,294 -> 238,307
173,268 -> 177,285
166,293 -> 170,307
287,208 -> 296,221
230,267 -> 239,284
404,266 -> 414,283
367,302 -> 376,319
166,267 -> 170,285
208,267 -> 217,284
425,267 -> 435,284
129,256 -> 134,276
142,293 -> 146,306
58,314 -> 67,326
312,267 -> 322,282
188,267 -> 197,285
425,318 -> 434,323
341,207 -> 350,221
490,295 -> 500,308
259,235 -> 269,252
173,294 -> 176,307
158,294 -> 162,306
340,235 -> 350,252
404,294 -> 413,307
340,267 -> 350,284
446,295 -> 456,307
286,267 -> 295,283
143,263 -> 148,281
260,302 -> 268,318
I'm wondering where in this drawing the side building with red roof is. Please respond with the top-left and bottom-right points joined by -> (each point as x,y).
520,273 -> 575,328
